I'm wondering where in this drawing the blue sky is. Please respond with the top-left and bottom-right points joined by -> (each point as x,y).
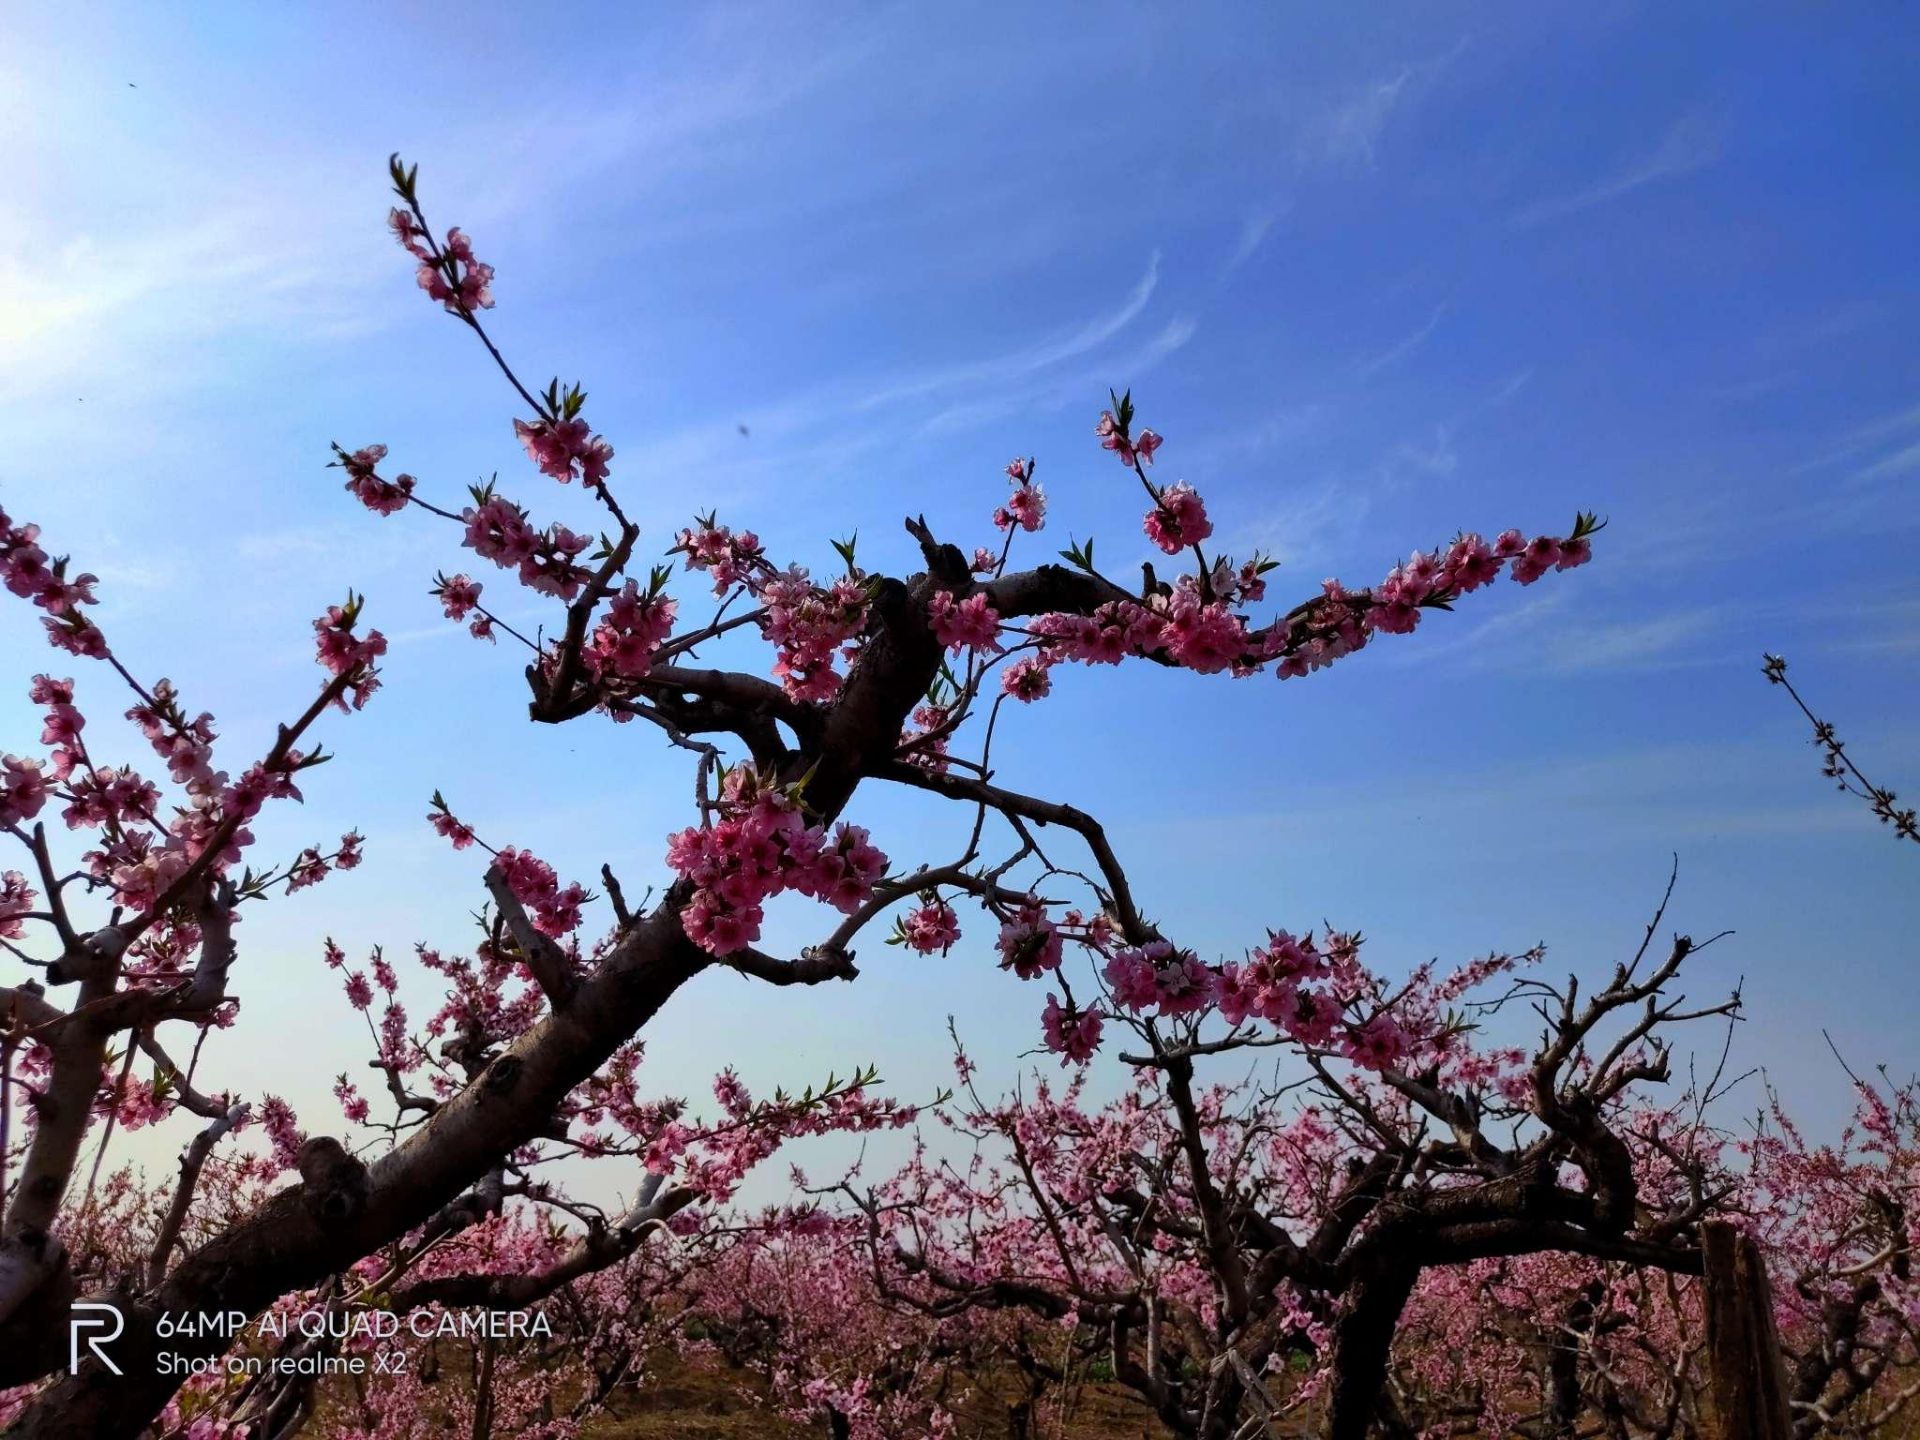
1,4 -> 1915,1194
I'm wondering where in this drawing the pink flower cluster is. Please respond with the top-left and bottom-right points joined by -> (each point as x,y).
280,832 -> 358,895
311,601 -> 388,709
676,516 -> 768,595
0,755 -> 49,828
334,1074 -> 371,1125
1028,601 -> 1163,666
1029,580 -> 1252,676
0,870 -> 35,939
1143,481 -> 1212,555
758,567 -> 870,702
125,679 -> 217,793
337,443 -> 415,516
494,846 -> 589,938
429,805 -> 476,849
21,661 -> 322,912
57,766 -> 159,833
389,209 -> 495,312
898,900 -> 960,955
256,1094 -> 305,1172
586,580 -> 677,680
1104,940 -> 1217,1018
1097,410 -> 1162,468
1040,993 -> 1103,1063
1272,524 -> 1593,678
926,590 -> 1003,655
432,572 -> 493,641
897,702 -> 952,775
461,493 -> 593,601
1086,925 -> 1429,1073
663,1074 -> 920,1206
995,458 -> 1046,533
665,767 -> 888,955
999,655 -> 1052,703
100,1074 -> 173,1132
996,895 -> 1063,979
2,504 -> 105,658
514,416 -> 613,489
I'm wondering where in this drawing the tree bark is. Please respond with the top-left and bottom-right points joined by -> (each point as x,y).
1321,1261 -> 1417,1440
1702,1220 -> 1792,1440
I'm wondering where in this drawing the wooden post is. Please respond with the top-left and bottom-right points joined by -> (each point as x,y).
1702,1219 -> 1793,1440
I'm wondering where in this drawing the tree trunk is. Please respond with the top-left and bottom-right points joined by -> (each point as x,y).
1542,1281 -> 1602,1439
1322,1264 -> 1417,1440
1702,1220 -> 1791,1440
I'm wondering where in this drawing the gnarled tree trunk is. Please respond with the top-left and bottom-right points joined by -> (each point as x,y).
1702,1220 -> 1791,1440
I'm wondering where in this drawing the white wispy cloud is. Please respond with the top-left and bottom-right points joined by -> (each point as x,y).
585,254 -> 1190,496
1510,110 -> 1724,227
1225,211 -> 1280,272
1793,398 -> 1920,473
1299,68 -> 1416,169
1294,39 -> 1468,172
0,12 -> 877,402
857,252 -> 1162,411
1358,302 -> 1450,377
918,313 -> 1198,436
1218,478 -> 1363,568
1384,425 -> 1458,480
1855,438 -> 1920,482
1405,588 -> 1731,676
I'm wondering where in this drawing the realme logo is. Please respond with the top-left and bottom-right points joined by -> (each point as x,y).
69,1301 -> 124,1376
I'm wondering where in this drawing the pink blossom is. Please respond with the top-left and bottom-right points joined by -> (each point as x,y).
1144,482 -> 1213,555
435,573 -> 484,621
1040,994 -> 1104,1063
757,567 -> 868,701
1511,536 -> 1563,586
1342,1014 -> 1411,1072
311,603 -> 387,708
1443,533 -> 1502,592
0,870 -> 35,940
900,901 -> 961,955
285,848 -> 329,892
926,590 -> 1003,655
996,896 -> 1062,979
430,809 -> 476,849
677,517 -> 767,595
1096,409 -> 1136,466
333,1076 -> 370,1125
462,495 -> 539,568
667,767 -> 887,955
0,755 -> 50,826
1000,655 -> 1053,702
338,444 -> 415,516
256,1095 -> 305,1173
587,579 -> 677,680
997,479 -> 1046,533
514,416 -> 614,488
404,223 -> 495,312
1156,585 -> 1247,674
42,614 -> 108,659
